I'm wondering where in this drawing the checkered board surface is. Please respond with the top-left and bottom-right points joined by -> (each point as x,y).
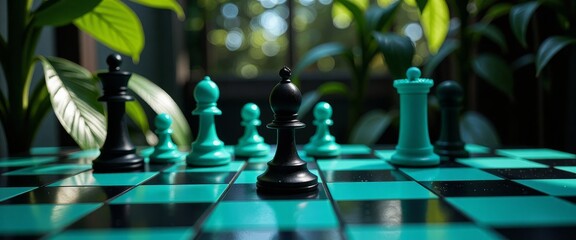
1,144 -> 576,240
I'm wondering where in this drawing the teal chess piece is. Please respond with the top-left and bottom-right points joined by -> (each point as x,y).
234,103 -> 270,157
149,113 -> 184,163
390,67 -> 440,167
304,101 -> 340,158
187,76 -> 232,166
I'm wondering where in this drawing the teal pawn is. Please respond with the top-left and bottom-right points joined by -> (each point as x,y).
390,67 -> 440,167
150,113 -> 184,163
304,102 -> 341,158
187,76 -> 232,166
234,103 -> 270,157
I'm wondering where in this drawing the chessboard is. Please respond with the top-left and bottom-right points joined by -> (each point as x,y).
1,144 -> 576,240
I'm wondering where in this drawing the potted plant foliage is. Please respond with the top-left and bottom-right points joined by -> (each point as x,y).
0,0 -> 191,156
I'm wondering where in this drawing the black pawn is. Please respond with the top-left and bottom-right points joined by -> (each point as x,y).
434,80 -> 469,159
92,54 -> 144,172
257,67 -> 318,194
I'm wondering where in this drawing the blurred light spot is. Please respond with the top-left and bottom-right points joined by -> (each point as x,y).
208,29 -> 227,45
275,4 -> 290,19
240,64 -> 259,78
413,54 -> 423,66
317,57 -> 335,72
293,7 -> 316,31
333,14 -> 352,29
249,2 -> 265,16
221,3 -> 239,19
187,17 -> 204,31
299,0 -> 315,6
262,41 -> 280,56
226,30 -> 244,51
260,0 -> 284,8
319,0 -> 333,5
404,23 -> 422,42
250,31 -> 266,47
260,10 -> 288,37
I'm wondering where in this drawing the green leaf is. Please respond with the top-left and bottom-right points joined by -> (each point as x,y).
32,0 -> 102,26
472,54 -> 514,99
468,22 -> 507,52
423,39 -> 459,76
415,0 -> 428,12
293,43 -> 349,77
373,32 -> 415,79
460,111 -> 500,148
126,100 -> 158,145
481,3 -> 512,23
419,0 -> 449,54
39,56 -> 106,149
130,0 -> 185,20
365,1 -> 401,31
74,0 -> 144,62
509,1 -> 540,48
334,0 -> 367,29
511,54 -> 534,71
128,74 -> 191,149
298,82 -> 349,119
348,109 -> 398,144
535,36 -> 576,76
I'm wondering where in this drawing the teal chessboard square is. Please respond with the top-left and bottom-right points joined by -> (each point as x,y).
202,200 -> 339,231
0,204 -> 101,235
0,187 -> 36,201
456,157 -> 548,169
327,182 -> 437,200
317,159 -> 394,171
446,196 -> 576,226
48,228 -> 195,240
4,164 -> 92,175
49,172 -> 158,187
346,223 -> 503,240
400,168 -> 502,181
110,184 -> 228,204
164,161 -> 245,172
496,149 -> 576,159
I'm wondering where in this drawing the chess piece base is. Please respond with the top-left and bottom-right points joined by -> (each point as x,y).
434,141 -> 469,159
234,143 -> 270,158
93,150 -> 144,172
390,146 -> 440,167
187,148 -> 231,166
304,142 -> 341,158
150,151 -> 185,163
257,156 -> 318,194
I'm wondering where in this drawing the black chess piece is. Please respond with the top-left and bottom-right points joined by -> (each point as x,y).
92,54 -> 144,172
434,80 -> 469,159
256,67 -> 318,194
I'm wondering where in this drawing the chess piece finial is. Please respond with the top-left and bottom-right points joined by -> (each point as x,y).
304,102 -> 340,158
93,53 -> 143,172
268,66 -> 305,129
257,67 -> 318,194
234,103 -> 270,157
406,67 -> 421,81
187,76 -> 231,166
150,113 -> 184,163
107,54 -> 122,72
390,66 -> 439,167
434,80 -> 469,159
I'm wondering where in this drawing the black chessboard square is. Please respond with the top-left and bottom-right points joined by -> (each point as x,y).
335,199 -> 471,224
322,170 -> 411,182
494,225 -> 576,240
196,229 -> 344,240
223,183 -> 328,201
483,168 -> 576,179
0,186 -> 131,204
0,175 -> 70,187
436,161 -> 469,168
66,203 -> 212,229
143,172 -> 235,185
560,196 -> 576,205
419,180 -> 545,197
